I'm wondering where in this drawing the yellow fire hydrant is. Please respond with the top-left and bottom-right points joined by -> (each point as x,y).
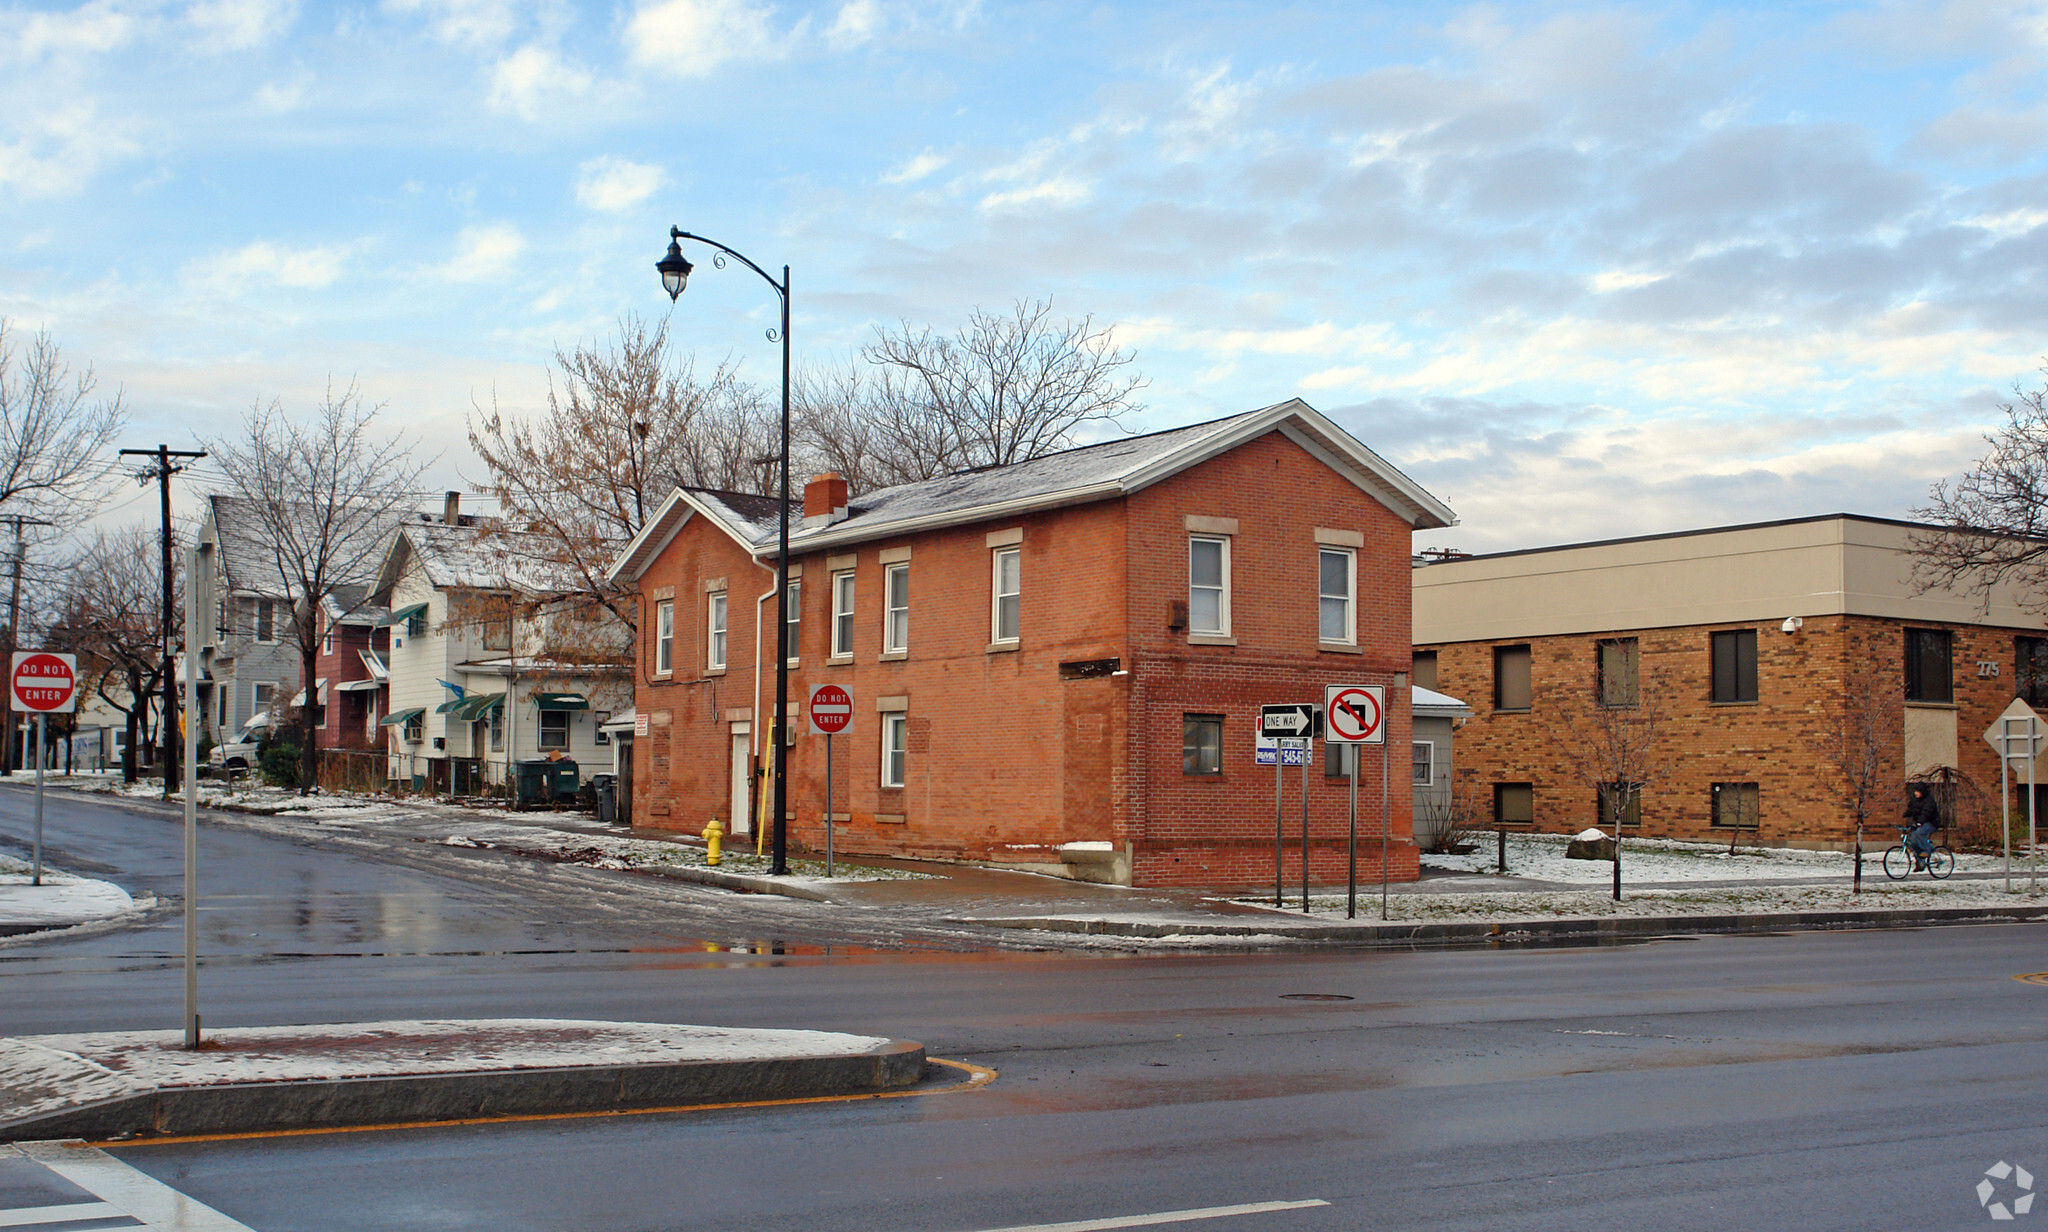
703,815 -> 724,866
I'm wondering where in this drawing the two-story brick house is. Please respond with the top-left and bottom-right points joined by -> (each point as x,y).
371,503 -> 628,794
607,400 -> 1456,888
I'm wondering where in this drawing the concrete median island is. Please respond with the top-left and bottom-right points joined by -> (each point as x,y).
0,1019 -> 927,1142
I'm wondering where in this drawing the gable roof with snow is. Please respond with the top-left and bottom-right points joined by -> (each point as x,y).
204,495 -> 419,599
608,400 -> 1455,582
376,515 -> 615,599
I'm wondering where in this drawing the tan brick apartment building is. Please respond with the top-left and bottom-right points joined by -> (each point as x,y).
607,401 -> 1456,887
1413,514 -> 2048,847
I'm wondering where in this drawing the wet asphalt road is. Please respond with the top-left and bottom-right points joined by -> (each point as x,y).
4,786 -> 2048,1232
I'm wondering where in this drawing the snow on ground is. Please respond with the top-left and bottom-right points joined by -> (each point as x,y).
1421,830 -> 2036,885
0,855 -> 144,929
1262,879 -> 2048,923
16,1019 -> 892,1087
436,821 -> 932,883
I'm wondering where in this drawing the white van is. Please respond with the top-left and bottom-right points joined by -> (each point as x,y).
212,712 -> 273,771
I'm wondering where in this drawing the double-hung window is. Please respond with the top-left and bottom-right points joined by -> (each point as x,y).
1318,548 -> 1355,644
991,547 -> 1020,644
256,599 -> 276,643
884,563 -> 909,653
1711,782 -> 1759,830
1598,638 -> 1640,707
881,713 -> 908,788
785,581 -> 800,666
1188,536 -> 1230,635
831,571 -> 855,659
707,592 -> 728,672
1182,714 -> 1223,776
655,600 -> 674,675
539,710 -> 569,751
1494,645 -> 1532,711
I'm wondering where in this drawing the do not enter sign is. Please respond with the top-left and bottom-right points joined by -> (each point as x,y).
11,652 -> 77,714
808,683 -> 853,735
1323,684 -> 1384,744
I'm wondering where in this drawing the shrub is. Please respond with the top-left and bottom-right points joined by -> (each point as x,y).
260,742 -> 302,789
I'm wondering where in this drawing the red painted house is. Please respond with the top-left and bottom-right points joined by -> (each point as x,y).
306,584 -> 390,751
606,400 -> 1456,888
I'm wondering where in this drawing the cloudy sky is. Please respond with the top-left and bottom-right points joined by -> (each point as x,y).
2,0 -> 2044,552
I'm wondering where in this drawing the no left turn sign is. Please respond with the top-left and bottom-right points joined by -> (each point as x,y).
11,651 -> 77,714
1323,684 -> 1384,744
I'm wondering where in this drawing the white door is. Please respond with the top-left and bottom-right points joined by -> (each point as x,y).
730,726 -> 752,836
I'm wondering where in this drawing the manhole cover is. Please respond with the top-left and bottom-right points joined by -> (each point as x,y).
1279,993 -> 1355,1001
2015,972 -> 2048,986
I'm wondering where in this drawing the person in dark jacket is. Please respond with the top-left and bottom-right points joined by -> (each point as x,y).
1905,784 -> 1941,870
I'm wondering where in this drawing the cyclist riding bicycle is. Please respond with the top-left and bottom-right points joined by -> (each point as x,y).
1904,784 -> 1940,871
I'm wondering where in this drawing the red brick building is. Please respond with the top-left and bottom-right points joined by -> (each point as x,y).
1413,514 -> 2048,848
607,401 -> 1457,888
306,585 -> 390,751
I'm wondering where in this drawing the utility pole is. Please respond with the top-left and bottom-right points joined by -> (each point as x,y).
0,516 -> 53,777
120,446 -> 206,799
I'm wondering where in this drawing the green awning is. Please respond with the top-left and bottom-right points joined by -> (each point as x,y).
378,707 -> 425,727
535,692 -> 588,711
379,602 -> 428,628
450,692 -> 504,721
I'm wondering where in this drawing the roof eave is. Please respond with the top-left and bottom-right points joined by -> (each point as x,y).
766,480 -> 1128,556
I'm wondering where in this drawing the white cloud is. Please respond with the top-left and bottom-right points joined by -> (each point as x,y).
827,0 -> 880,49
978,177 -> 1090,212
191,240 -> 353,290
434,223 -> 525,282
0,102 -> 140,199
383,0 -> 524,48
625,0 -> 780,76
184,0 -> 296,50
575,156 -> 664,212
881,149 -> 946,184
487,44 -> 593,119
253,79 -> 306,112
7,0 -> 137,60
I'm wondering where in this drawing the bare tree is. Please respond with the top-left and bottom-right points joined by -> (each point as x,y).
468,315 -> 778,645
1549,643 -> 1665,901
1814,660 -> 1898,894
205,381 -> 432,794
1913,366 -> 2048,606
48,528 -> 173,784
0,320 -> 126,525
803,299 -> 1145,490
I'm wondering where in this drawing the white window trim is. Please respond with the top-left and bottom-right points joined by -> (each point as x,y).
538,709 -> 571,751
707,592 -> 728,673
883,562 -> 910,654
830,570 -> 855,661
1188,534 -> 1231,637
991,546 -> 1021,645
655,600 -> 674,676
1319,546 -> 1357,646
881,712 -> 907,788
1412,739 -> 1434,786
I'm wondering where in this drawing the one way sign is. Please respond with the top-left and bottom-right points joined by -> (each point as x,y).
1260,704 -> 1322,738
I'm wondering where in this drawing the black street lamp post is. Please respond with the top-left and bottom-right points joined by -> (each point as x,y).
657,228 -> 793,876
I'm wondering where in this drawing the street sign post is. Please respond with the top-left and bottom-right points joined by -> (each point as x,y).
10,651 -> 75,889
1324,684 -> 1389,919
1986,698 -> 2045,893
1260,704 -> 1321,738
809,684 -> 853,876
1261,705 -> 1320,908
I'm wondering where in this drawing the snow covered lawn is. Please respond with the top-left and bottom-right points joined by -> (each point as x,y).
1422,830 -> 2036,885
1263,880 -> 2048,923
437,823 -> 933,883
0,856 -> 146,931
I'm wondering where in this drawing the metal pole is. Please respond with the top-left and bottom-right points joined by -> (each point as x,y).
183,544 -> 202,1049
3,524 -> 23,778
31,713 -> 44,885
1274,753 -> 1283,909
825,732 -> 834,879
1381,726 -> 1391,922
2030,719 -> 2038,895
2004,720 -> 2014,893
1300,739 -> 1310,913
770,265 -> 792,877
1347,745 -> 1357,919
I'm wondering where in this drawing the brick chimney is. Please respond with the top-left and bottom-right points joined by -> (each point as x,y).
443,491 -> 461,525
803,473 -> 849,529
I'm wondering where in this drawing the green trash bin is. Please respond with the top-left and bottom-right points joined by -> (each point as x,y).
514,760 -> 552,809
550,759 -> 579,801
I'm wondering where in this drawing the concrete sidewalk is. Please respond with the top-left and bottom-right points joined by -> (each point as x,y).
0,1019 -> 930,1143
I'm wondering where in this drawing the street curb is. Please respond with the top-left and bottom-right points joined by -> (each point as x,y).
0,1038 -> 925,1142
962,903 -> 2048,944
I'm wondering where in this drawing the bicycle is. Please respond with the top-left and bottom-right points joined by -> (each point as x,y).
1882,826 -> 1954,880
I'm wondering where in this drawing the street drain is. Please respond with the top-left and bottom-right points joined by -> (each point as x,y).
2015,972 -> 2048,986
1280,993 -> 1355,1001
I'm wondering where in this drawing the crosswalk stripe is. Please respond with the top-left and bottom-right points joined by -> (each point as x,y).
8,1143 -> 255,1232
0,1202 -> 131,1228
